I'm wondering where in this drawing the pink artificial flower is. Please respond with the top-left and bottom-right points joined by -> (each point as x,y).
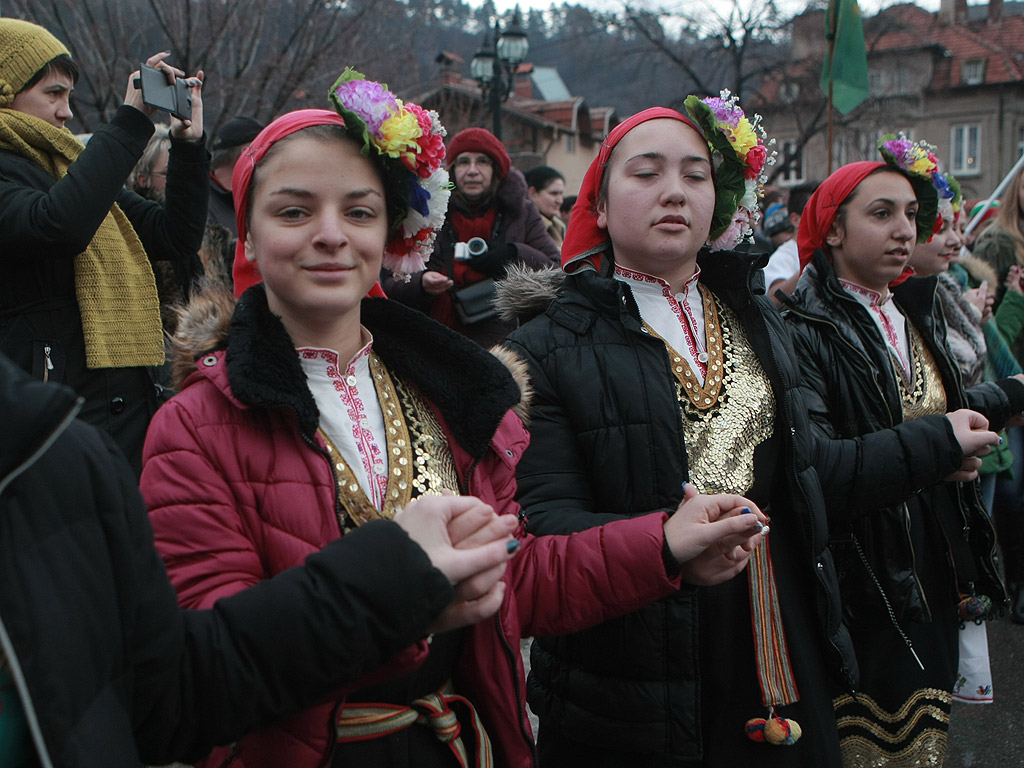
332,79 -> 398,134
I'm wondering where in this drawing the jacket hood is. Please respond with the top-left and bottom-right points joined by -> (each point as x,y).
956,253 -> 999,288
494,263 -> 566,323
0,354 -> 81,485
171,281 -> 533,452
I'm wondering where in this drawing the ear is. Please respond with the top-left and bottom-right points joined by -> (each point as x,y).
244,236 -> 257,263
825,218 -> 844,248
596,197 -> 608,230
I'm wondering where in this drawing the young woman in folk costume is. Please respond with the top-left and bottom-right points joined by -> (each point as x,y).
502,96 -> 857,767
781,137 -> 1024,765
140,71 -> 769,768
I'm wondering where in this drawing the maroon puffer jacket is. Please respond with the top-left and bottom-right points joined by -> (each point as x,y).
141,288 -> 681,768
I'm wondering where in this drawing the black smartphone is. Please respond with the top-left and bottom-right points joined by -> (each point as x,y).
137,64 -> 191,122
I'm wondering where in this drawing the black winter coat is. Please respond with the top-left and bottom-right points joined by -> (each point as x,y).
504,251 -> 857,764
0,353 -> 453,768
782,250 -> 1024,627
0,106 -> 209,474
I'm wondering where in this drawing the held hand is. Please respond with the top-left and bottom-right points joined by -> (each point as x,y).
393,495 -> 517,634
1006,267 -> 1024,296
124,52 -> 181,115
664,483 -> 767,587
170,69 -> 204,141
945,409 -> 999,482
422,270 -> 454,295
964,284 -> 988,318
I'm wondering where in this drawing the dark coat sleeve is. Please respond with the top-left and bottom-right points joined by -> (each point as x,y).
505,334 -> 666,536
964,378 -> 1024,432
117,132 -> 210,265
787,318 -> 964,526
0,106 -> 155,258
111,440 -> 453,762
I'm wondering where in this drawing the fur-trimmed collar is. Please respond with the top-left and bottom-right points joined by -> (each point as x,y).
172,282 -> 531,460
494,248 -> 769,325
955,253 -> 999,289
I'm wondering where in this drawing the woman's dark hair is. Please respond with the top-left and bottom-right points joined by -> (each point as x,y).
524,165 -> 564,192
21,54 -> 79,93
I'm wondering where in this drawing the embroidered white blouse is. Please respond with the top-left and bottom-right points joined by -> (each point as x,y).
297,333 -> 389,511
839,279 -> 911,377
615,264 -> 710,385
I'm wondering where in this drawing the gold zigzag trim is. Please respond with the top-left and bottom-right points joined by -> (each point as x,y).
833,688 -> 952,724
838,731 -> 948,768
836,706 -> 950,744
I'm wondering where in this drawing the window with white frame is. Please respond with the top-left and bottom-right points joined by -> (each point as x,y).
962,59 -> 986,85
780,140 -> 804,184
950,124 -> 981,175
566,134 -> 576,153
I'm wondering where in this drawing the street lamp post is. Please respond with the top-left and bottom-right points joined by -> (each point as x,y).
470,9 -> 528,141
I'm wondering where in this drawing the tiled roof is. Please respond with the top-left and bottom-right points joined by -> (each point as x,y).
865,3 -> 1024,85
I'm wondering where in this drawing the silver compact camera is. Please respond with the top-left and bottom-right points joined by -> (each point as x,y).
453,237 -> 488,261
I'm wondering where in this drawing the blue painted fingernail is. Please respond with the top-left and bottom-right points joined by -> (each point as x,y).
999,437 -> 1004,445
507,539 -> 520,554
681,481 -> 688,491
741,508 -> 753,514
754,521 -> 764,532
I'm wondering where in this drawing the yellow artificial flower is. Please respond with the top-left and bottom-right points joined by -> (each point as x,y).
725,117 -> 758,158
377,105 -> 422,165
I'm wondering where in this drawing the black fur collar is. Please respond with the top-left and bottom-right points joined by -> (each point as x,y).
225,285 -> 521,460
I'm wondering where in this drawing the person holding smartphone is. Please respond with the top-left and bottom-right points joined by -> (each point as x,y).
0,18 -> 208,476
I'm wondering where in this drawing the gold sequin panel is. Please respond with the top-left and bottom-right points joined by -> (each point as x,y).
896,322 -> 948,423
323,354 -> 459,532
671,293 -> 776,496
834,688 -> 951,767
392,375 -> 461,498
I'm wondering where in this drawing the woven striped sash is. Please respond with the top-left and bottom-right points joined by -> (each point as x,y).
336,680 -> 493,767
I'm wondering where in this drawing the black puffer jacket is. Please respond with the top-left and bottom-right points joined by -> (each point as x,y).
0,352 -> 453,768
782,250 -> 1024,627
504,251 -> 857,763
0,106 -> 209,474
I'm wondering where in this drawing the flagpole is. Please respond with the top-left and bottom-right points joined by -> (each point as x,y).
965,151 -> 1024,237
826,5 -> 838,175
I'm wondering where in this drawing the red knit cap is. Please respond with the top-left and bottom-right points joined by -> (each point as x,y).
447,127 -> 511,178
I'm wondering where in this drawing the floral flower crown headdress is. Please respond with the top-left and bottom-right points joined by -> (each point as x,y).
683,90 -> 774,251
329,68 -> 451,277
877,133 -> 941,242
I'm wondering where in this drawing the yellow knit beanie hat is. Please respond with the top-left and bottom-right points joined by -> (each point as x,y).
0,19 -> 70,107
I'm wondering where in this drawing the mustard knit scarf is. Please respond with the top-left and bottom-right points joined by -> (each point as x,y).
0,109 -> 164,369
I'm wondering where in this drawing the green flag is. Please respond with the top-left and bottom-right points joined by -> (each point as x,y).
820,0 -> 869,114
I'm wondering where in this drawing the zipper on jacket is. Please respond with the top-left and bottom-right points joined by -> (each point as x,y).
42,345 -> 53,383
494,612 -> 538,762
852,533 -> 925,670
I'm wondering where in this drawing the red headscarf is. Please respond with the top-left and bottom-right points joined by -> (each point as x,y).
561,107 -> 703,274
230,108 -> 386,299
796,161 -> 885,273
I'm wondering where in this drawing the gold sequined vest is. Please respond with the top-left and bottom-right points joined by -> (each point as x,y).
320,353 -> 461,530
659,289 -> 776,494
